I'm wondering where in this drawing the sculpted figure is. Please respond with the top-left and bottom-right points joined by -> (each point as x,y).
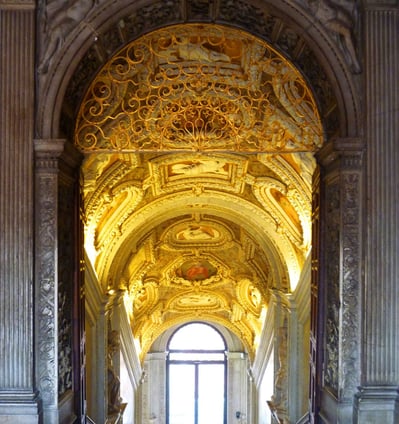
162,37 -> 231,63
107,330 -> 122,414
171,159 -> 227,176
309,0 -> 361,73
270,326 -> 288,416
39,0 -> 97,73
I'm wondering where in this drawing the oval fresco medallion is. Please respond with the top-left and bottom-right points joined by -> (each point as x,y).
176,260 -> 217,281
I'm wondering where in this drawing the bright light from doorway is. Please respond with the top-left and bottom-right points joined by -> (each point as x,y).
167,323 -> 226,424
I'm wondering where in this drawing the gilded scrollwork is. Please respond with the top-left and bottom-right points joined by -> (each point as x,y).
75,24 -> 322,152
116,213 -> 273,359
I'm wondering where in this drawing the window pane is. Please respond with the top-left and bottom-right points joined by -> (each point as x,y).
169,323 -> 225,350
198,364 -> 225,424
169,351 -> 225,361
169,364 -> 195,424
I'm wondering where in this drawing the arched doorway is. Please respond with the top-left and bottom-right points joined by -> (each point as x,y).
33,2 -> 363,423
77,23 -> 318,423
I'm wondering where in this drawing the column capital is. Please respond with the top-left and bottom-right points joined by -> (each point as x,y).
363,1 -> 399,10
34,139 -> 83,173
316,137 -> 365,170
269,288 -> 291,310
34,138 -> 66,154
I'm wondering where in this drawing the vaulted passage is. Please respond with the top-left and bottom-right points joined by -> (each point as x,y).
80,24 -> 319,423
5,1 -> 398,424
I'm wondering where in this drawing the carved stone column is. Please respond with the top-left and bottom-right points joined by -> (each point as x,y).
354,4 -> 399,423
34,139 -> 82,423
0,1 -> 41,421
317,138 -> 364,423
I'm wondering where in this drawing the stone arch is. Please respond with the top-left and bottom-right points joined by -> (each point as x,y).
32,2 -> 365,422
35,0 -> 361,141
150,320 -> 245,352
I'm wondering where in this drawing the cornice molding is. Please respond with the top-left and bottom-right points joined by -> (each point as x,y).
0,0 -> 34,10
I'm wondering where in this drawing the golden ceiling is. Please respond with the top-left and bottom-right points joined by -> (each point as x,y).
78,24 -> 319,360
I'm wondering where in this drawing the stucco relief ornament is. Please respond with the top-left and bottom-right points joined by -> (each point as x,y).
38,0 -> 98,74
308,0 -> 361,73
270,325 -> 289,423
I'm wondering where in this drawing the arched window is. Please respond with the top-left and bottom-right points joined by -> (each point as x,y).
166,322 -> 227,424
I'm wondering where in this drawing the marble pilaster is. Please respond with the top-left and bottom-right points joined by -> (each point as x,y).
317,138 -> 364,423
272,292 -> 290,424
226,352 -> 250,424
141,352 -> 167,424
0,2 -> 41,421
85,256 -> 108,423
354,5 -> 399,422
34,139 -> 66,423
107,291 -> 141,422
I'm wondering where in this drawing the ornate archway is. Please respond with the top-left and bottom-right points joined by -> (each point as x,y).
33,1 -> 363,423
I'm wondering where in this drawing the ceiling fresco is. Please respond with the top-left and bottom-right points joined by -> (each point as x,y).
78,24 -> 318,360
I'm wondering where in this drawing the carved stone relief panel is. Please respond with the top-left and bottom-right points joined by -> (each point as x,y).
38,0 -> 98,74
323,181 -> 340,394
57,182 -> 74,398
35,151 -> 60,409
35,140 -> 82,420
307,0 -> 361,73
319,139 -> 363,400
340,172 -> 361,399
